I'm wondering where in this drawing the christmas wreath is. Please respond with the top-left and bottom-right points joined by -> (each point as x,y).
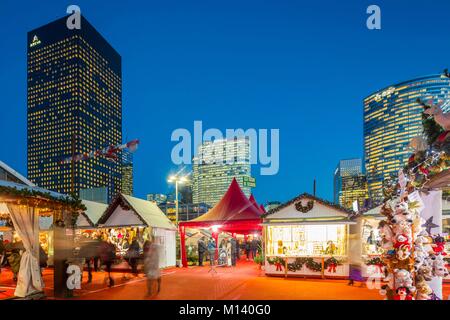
267,257 -> 285,271
295,200 -> 314,213
324,257 -> 341,273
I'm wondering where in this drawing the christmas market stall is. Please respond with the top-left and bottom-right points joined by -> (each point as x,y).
0,180 -> 84,299
96,193 -> 177,269
262,193 -> 356,278
179,178 -> 263,268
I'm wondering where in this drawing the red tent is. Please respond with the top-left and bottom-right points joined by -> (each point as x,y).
179,178 -> 262,267
249,193 -> 265,215
259,204 -> 266,214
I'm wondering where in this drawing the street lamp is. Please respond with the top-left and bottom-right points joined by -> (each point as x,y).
167,174 -> 189,226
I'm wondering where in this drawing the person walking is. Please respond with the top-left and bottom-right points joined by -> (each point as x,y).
197,237 -> 207,266
226,239 -> 232,266
207,237 -> 216,266
126,238 -> 140,276
143,239 -> 161,297
100,239 -> 116,287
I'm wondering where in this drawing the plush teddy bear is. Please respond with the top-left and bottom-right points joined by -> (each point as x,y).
417,264 -> 434,281
432,254 -> 450,277
379,284 -> 395,300
415,280 -> 433,300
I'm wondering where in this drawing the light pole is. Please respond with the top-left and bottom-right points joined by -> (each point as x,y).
167,175 -> 188,225
168,174 -> 189,266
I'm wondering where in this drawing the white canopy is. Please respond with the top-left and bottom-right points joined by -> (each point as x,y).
98,194 -> 176,230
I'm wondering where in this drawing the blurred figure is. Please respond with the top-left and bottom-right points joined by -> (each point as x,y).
79,235 -> 102,283
39,245 -> 48,276
245,238 -> 251,261
348,225 -> 364,287
230,238 -> 239,267
251,237 -> 258,259
207,237 -> 216,266
99,239 -> 116,287
143,239 -> 161,297
126,238 -> 140,276
226,239 -> 232,266
197,236 -> 207,266
5,237 -> 24,282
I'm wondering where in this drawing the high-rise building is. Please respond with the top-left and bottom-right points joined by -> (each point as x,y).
27,15 -> 122,203
147,193 -> 168,204
364,74 -> 450,203
121,150 -> 133,196
192,137 -> 252,206
334,158 -> 368,211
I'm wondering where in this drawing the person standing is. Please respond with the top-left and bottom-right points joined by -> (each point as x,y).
245,238 -> 252,261
197,237 -> 207,266
230,237 -> 237,266
251,237 -> 258,260
226,239 -> 232,266
100,239 -> 116,287
143,239 -> 161,297
207,237 -> 216,266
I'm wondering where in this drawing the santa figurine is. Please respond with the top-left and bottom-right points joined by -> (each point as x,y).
431,235 -> 447,256
394,287 -> 414,300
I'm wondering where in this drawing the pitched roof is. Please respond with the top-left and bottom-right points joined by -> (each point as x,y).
76,200 -> 108,228
0,161 -> 34,186
259,204 -> 267,213
263,193 -> 355,222
98,194 -> 176,230
187,178 -> 262,223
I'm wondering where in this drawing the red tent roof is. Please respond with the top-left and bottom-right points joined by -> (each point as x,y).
259,204 -> 267,213
180,178 -> 262,226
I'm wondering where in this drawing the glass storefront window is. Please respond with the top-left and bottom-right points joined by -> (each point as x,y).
266,224 -> 347,257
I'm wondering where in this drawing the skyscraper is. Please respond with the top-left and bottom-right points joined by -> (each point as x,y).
27,15 -> 122,202
121,150 -> 133,196
364,74 -> 450,203
192,137 -> 252,206
333,158 -> 368,211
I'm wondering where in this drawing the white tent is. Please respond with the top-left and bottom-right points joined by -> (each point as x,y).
76,200 -> 108,228
98,194 -> 177,268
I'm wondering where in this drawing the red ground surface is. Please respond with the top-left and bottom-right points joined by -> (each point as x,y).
1,261 -> 449,300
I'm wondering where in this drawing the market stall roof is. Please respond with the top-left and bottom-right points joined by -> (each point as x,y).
263,193 -> 356,224
0,160 -> 34,186
76,200 -> 108,228
180,178 -> 262,231
259,204 -> 267,214
97,193 -> 176,230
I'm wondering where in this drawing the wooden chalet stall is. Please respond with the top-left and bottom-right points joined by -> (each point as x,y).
97,193 -> 177,269
263,193 -> 356,279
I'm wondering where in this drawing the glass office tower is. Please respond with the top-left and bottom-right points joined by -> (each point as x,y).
27,15 -> 122,202
333,158 -> 368,210
192,137 -> 252,206
363,74 -> 450,203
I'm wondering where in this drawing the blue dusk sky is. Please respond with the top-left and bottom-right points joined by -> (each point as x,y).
1,0 -> 450,204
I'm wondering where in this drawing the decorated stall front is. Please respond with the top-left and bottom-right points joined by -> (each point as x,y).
0,179 -> 84,299
357,206 -> 386,279
97,193 -> 177,269
263,193 -> 356,278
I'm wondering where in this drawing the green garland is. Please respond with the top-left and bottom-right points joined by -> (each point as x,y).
267,256 -> 285,265
365,257 -> 385,266
0,186 -> 86,211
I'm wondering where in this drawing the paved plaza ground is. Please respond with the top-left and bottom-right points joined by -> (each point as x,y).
1,260 -> 449,300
